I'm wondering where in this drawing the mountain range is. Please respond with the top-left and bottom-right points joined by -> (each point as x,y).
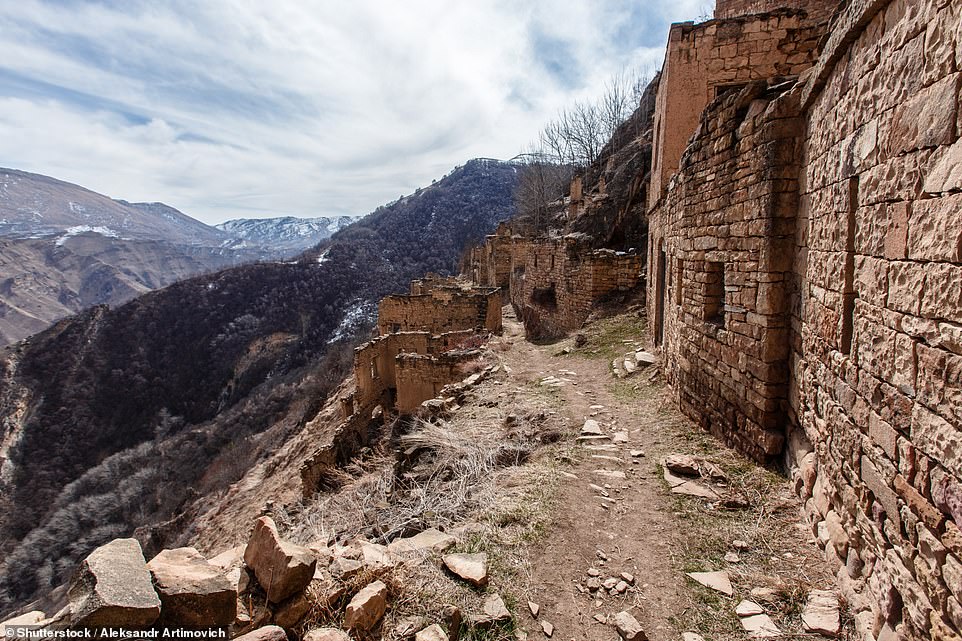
0,169 -> 359,345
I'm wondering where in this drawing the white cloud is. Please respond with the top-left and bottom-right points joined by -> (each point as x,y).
0,0 -> 703,224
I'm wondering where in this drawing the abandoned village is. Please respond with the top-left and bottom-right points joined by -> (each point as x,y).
4,0 -> 961,639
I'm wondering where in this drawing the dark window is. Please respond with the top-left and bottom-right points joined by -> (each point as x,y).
704,261 -> 725,327
675,258 -> 684,306
841,177 -> 858,354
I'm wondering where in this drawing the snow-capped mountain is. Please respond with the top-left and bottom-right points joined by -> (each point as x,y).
216,215 -> 359,254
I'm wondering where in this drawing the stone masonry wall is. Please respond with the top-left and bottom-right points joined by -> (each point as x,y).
715,0 -> 838,21
649,9 -> 827,209
790,0 -> 962,638
352,330 -> 476,413
377,287 -> 501,335
650,0 -> 962,637
395,352 -> 478,413
509,237 -> 643,339
648,81 -> 803,463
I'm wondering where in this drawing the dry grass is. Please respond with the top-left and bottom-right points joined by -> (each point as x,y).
656,436 -> 857,640
284,374 -> 572,639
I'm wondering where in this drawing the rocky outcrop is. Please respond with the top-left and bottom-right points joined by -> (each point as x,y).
66,538 -> 161,627
243,517 -> 316,603
147,547 -> 236,628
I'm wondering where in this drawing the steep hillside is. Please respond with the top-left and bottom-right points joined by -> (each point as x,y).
0,234 -> 269,345
216,216 -> 359,255
0,157 -> 517,614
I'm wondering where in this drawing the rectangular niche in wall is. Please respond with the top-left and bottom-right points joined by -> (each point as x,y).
704,261 -> 726,327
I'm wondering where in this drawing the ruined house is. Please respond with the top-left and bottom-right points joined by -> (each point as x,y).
470,225 -> 644,339
647,0 -> 962,638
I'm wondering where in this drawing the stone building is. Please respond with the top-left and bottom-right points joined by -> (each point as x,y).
377,276 -> 501,335
469,231 -> 643,339
647,0 -> 962,638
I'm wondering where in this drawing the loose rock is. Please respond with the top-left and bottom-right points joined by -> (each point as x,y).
582,419 -> 604,435
611,611 -> 647,641
801,589 -> 841,637
303,629 -> 351,641
147,547 -> 236,627
67,538 -> 161,627
739,613 -> 781,637
415,624 -> 448,641
388,529 -> 457,555
244,516 -> 316,603
234,626 -> 287,641
686,570 -> 733,596
528,601 -> 540,618
442,553 -> 489,587
344,580 -> 389,632
540,620 -> 554,637
735,600 -> 765,617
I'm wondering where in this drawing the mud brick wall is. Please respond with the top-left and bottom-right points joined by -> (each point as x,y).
377,287 -> 501,335
395,352 -> 478,413
649,9 -> 827,208
714,0 -> 838,21
789,0 -> 962,638
510,237 -> 643,339
648,81 -> 803,463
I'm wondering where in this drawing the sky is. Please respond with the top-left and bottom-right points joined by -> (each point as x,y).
0,1 -> 707,224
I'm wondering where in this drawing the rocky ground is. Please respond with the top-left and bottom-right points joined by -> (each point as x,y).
2,307 -> 855,640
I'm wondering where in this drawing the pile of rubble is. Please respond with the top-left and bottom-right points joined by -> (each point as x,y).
0,515 -> 508,639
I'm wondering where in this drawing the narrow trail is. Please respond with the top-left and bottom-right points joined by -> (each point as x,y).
496,308 -> 694,641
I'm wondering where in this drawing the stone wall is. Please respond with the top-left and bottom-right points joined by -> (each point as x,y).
650,0 -> 962,637
791,0 -> 962,638
647,81 -> 802,462
509,238 -> 643,339
377,286 -> 501,335
352,330 -> 477,413
395,352 -> 479,413
648,8 -> 827,209
714,0 -> 838,21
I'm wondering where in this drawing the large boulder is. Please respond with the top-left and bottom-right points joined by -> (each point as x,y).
243,516 -> 316,603
67,538 -> 161,627
147,547 -> 236,627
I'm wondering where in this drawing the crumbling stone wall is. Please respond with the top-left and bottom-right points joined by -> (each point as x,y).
377,286 -> 501,335
509,237 -> 643,339
650,0 -> 962,637
395,352 -> 480,413
647,81 -> 802,462
714,0 -> 837,21
352,330 -> 476,413
648,8 -> 828,209
469,232 -> 643,339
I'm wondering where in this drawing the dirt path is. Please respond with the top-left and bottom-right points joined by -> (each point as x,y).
492,308 -> 842,641
494,308 -> 692,641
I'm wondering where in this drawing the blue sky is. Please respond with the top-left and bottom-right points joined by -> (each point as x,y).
0,1 -> 707,224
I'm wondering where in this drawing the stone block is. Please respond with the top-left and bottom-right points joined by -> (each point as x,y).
909,194 -> 962,263
911,404 -> 962,486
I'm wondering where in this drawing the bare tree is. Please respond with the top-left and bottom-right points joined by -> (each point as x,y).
513,148 -> 573,233
512,66 -> 655,231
